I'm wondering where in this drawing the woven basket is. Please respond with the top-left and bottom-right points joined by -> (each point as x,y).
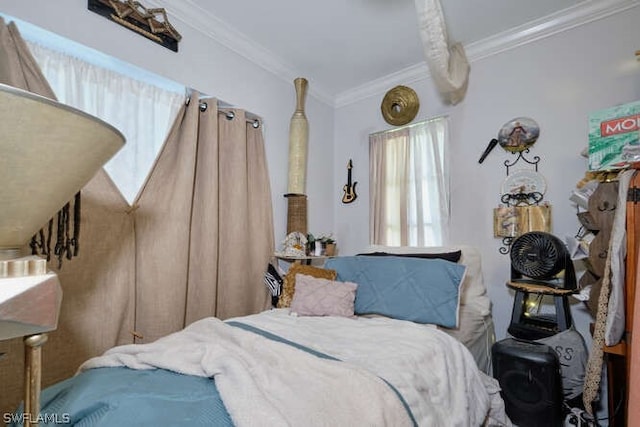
286,194 -> 307,235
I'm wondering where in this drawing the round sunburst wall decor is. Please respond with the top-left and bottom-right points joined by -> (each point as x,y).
381,85 -> 420,126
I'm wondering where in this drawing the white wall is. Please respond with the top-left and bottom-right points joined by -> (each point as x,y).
333,6 -> 640,351
4,1 -> 639,421
6,0 -> 639,345
0,0 -> 336,246
9,4 -> 638,343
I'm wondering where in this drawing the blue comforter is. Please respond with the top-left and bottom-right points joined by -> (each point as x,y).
23,366 -> 232,426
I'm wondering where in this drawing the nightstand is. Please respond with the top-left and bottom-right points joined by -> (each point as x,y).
274,252 -> 329,265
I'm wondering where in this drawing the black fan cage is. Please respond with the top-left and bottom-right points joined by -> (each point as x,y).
510,232 -> 568,280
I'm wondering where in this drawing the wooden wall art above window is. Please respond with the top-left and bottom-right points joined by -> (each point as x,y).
88,0 -> 182,52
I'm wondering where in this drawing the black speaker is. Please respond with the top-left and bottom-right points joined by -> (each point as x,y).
492,338 -> 563,427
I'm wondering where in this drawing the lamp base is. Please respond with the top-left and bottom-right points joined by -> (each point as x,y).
24,333 -> 48,426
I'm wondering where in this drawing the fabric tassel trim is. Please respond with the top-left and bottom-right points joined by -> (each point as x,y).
29,191 -> 81,268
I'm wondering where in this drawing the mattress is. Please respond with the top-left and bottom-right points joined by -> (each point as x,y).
441,305 -> 496,375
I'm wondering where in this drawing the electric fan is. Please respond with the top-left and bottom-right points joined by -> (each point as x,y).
507,231 -> 576,340
510,231 -> 577,291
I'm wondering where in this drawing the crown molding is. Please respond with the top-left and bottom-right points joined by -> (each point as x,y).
145,0 -> 335,106
334,63 -> 429,109
334,0 -> 640,108
464,0 -> 640,62
147,0 -> 639,109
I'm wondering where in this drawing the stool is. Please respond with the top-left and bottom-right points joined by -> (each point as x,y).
507,281 -> 575,341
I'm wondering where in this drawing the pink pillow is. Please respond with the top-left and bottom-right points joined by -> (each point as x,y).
290,274 -> 358,318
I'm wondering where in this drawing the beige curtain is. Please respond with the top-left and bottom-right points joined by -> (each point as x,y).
369,118 -> 449,247
0,18 -> 274,413
0,19 -> 54,95
133,98 -> 200,342
217,110 -> 275,319
134,98 -> 273,343
370,128 -> 410,245
0,18 -> 136,415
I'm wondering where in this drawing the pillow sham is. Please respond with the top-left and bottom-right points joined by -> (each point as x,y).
363,245 -> 491,317
356,250 -> 462,263
289,274 -> 358,318
324,256 -> 466,328
276,264 -> 337,308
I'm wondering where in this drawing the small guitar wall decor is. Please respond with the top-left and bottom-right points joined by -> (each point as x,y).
342,159 -> 358,204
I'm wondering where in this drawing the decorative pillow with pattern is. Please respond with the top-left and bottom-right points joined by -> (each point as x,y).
276,264 -> 337,308
290,274 -> 358,318
263,263 -> 284,307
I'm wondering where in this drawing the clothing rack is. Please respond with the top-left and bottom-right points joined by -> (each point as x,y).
600,165 -> 640,425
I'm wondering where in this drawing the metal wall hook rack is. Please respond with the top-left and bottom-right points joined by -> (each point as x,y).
498,150 -> 545,254
499,237 -> 514,255
501,191 -> 544,207
504,149 -> 540,176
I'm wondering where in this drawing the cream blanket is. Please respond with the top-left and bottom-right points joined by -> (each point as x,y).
234,310 -> 510,426
79,316 -> 414,427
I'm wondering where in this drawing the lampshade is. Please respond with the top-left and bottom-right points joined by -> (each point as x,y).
0,83 -> 125,256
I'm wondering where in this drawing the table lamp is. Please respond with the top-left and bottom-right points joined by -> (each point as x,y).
0,83 -> 125,423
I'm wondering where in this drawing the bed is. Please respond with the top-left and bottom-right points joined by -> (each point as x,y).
11,245 -> 510,426
359,245 -> 496,375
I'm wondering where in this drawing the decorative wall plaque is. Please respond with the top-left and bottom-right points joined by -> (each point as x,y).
88,0 -> 182,52
381,85 -> 420,126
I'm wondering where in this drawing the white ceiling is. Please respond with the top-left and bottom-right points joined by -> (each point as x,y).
158,0 -> 604,103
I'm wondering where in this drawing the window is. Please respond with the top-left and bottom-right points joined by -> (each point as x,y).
369,117 -> 449,247
27,42 -> 185,204
10,13 -> 186,204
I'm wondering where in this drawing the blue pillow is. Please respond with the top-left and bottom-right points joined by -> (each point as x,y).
324,256 -> 466,328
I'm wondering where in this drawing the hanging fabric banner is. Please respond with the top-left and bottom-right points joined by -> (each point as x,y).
414,0 -> 470,105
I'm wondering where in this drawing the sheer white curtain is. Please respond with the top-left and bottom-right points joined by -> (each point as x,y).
369,117 -> 449,247
27,42 -> 185,204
